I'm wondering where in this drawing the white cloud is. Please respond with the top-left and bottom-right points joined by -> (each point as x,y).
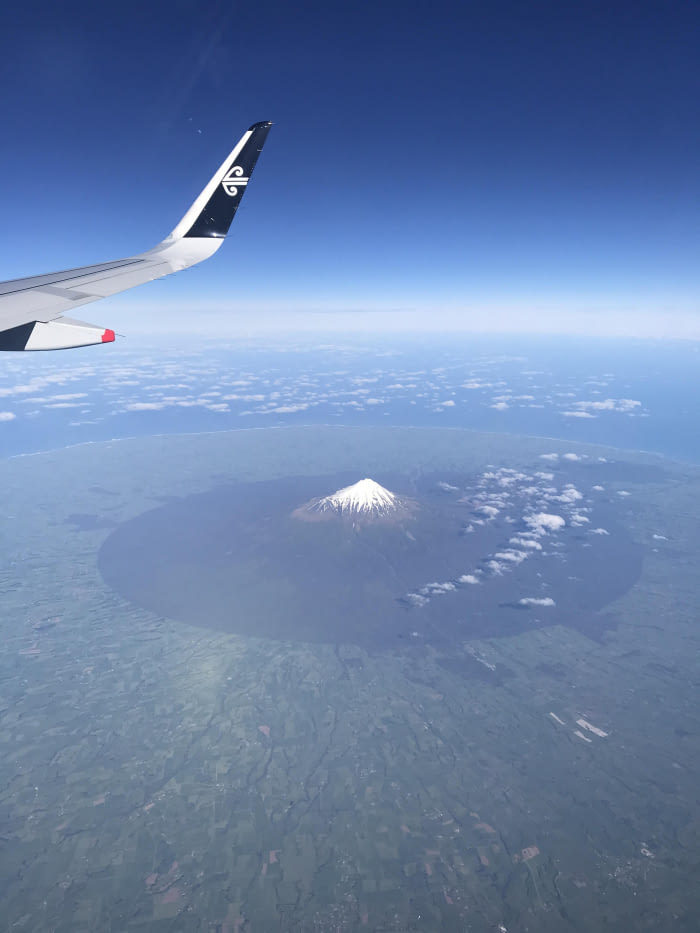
519,597 -> 556,607
420,581 -> 457,595
562,452 -> 585,461
43,402 -> 85,409
483,468 -> 528,487
485,559 -> 506,575
458,574 -> 481,585
570,398 -> 642,414
570,512 -> 590,526
267,404 -> 310,413
406,593 -> 429,607
617,490 -> 631,497
552,484 -> 583,503
539,453 -> 559,461
525,512 -> 566,535
509,536 -> 542,550
22,392 -> 89,403
590,527 -> 610,535
562,410 -> 596,419
491,401 -> 509,410
0,411 -> 16,421
493,549 -> 528,564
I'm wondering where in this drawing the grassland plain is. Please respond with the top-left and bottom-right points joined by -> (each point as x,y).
0,426 -> 699,931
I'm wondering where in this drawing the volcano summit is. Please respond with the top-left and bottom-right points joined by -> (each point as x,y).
294,478 -> 414,522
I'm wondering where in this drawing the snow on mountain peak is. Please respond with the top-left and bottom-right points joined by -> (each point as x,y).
312,478 -> 402,516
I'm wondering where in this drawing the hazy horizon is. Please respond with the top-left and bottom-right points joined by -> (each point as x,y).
0,0 -> 697,342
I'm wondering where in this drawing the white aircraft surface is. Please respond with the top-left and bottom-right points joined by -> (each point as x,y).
0,121 -> 272,351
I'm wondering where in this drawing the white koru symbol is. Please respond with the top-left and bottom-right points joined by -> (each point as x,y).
221,165 -> 249,197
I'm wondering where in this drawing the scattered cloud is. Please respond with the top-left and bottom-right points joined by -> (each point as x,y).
570,511 -> 590,525
266,404 -> 310,413
509,536 -> 542,550
406,593 -> 429,607
485,559 -> 507,575
570,398 -> 642,414
420,581 -> 457,595
525,512 -> 566,535
551,484 -> 583,504
126,402 -> 167,411
493,549 -> 528,564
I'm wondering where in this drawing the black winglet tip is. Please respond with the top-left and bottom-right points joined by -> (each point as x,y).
248,120 -> 273,131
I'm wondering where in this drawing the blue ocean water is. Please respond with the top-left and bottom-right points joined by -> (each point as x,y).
1,335 -> 698,463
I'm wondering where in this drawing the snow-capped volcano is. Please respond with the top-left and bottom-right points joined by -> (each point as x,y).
316,478 -> 399,515
293,478 -> 413,521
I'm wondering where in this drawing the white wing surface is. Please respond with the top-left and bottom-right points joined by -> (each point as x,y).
0,121 -> 272,351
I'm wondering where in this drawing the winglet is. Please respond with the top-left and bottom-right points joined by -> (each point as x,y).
168,121 -> 273,241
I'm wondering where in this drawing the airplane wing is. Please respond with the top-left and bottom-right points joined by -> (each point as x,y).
0,120 -> 273,351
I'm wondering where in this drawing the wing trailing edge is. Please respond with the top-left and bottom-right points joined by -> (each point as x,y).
0,318 -> 115,351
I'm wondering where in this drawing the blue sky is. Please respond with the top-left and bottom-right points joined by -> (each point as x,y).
0,0 -> 698,336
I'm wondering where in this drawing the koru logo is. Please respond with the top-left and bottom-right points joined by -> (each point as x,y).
221,166 -> 249,197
